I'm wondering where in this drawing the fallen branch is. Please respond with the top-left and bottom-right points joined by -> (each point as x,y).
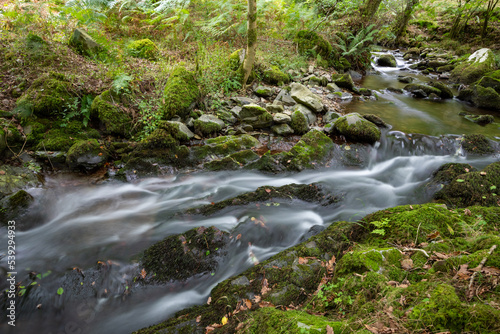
468,244 -> 497,300
402,247 -> 430,258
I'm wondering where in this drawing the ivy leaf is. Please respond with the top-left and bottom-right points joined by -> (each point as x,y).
57,287 -> 64,295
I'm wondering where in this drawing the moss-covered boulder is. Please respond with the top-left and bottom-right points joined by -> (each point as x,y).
205,149 -> 260,171
193,114 -> 224,136
376,54 -> 397,67
254,85 -> 273,97
451,48 -> 496,84
126,39 -> 159,60
66,139 -> 108,171
90,90 -> 132,136
331,73 -> 356,91
362,114 -> 389,128
0,119 -> 23,159
428,81 -> 454,99
290,104 -> 316,135
434,161 -> 500,207
140,226 -> 230,283
229,49 -> 245,71
284,129 -> 334,171
333,113 -> 381,144
471,85 -> 500,110
15,73 -> 73,118
464,114 -> 495,125
239,104 -> 273,129
294,30 -> 332,60
0,165 -> 42,199
158,120 -> 194,141
193,134 -> 260,161
461,134 -> 496,155
403,83 -> 442,97
271,123 -> 294,136
476,74 -> 500,93
69,28 -> 104,58
425,163 -> 477,196
0,190 -> 34,222
290,83 -> 323,113
163,66 -> 199,120
262,66 -> 290,85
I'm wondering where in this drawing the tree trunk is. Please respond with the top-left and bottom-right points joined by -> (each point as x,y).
360,0 -> 383,22
394,0 -> 419,43
242,0 -> 257,88
481,0 -> 500,38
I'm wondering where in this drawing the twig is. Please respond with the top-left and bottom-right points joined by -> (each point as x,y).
468,244 -> 497,300
402,247 -> 430,258
42,142 -> 55,171
414,221 -> 422,246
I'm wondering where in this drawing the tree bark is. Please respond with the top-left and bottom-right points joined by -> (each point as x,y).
481,0 -> 500,38
394,0 -> 419,43
242,0 -> 257,88
360,0 -> 383,22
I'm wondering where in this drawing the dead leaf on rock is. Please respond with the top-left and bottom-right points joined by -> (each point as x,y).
401,258 -> 413,271
427,230 -> 440,240
259,301 -> 275,308
244,299 -> 252,309
433,251 -> 449,259
261,278 -> 271,295
454,264 -> 471,280
298,257 -> 309,264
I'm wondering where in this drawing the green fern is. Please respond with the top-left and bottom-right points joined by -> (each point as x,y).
332,24 -> 378,69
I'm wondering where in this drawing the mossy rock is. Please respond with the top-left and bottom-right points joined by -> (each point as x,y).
434,161 -> 500,207
69,28 -> 105,58
471,85 -> 500,110
204,149 -> 260,171
377,54 -> 397,67
428,81 -> 454,99
187,183 -> 339,216
425,163 -> 477,196
262,66 -> 290,86
192,134 -> 260,160
163,67 -> 200,120
158,120 -> 194,141
464,114 -> 495,125
403,83 -> 441,97
476,75 -> 500,93
140,226 -> 230,283
229,49 -> 245,71
193,114 -> 224,135
0,165 -> 42,200
66,139 -> 108,171
284,129 -> 334,171
336,248 -> 402,275
333,113 -> 381,144
362,114 -> 388,128
15,73 -> 73,118
331,73 -> 356,91
461,134 -> 496,155
450,48 -> 496,84
139,129 -> 177,149
126,39 -> 159,60
239,104 -> 273,129
294,30 -> 333,60
90,90 -> 132,137
0,119 -> 23,158
32,120 -> 100,152
290,83 -> 323,113
290,109 -> 310,135
0,189 -> 34,222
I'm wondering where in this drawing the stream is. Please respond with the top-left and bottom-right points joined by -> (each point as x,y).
1,51 -> 499,334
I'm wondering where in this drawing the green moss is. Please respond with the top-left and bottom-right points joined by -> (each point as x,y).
141,226 -> 229,282
229,49 -> 244,71
434,161 -> 500,207
163,67 -> 200,120
193,118 -> 222,135
193,134 -> 260,160
404,83 -> 442,97
32,121 -> 100,152
461,134 -> 495,155
472,85 -> 500,110
333,113 -> 381,144
126,39 -> 159,60
285,129 -> 334,171
262,66 -> 290,85
205,149 -> 259,171
66,139 -> 107,169
377,54 -> 397,67
15,73 -> 73,118
90,90 -> 132,137
294,30 -> 333,60
451,50 -> 496,84
428,81 -> 454,99
290,109 -> 309,135
409,284 -> 500,333
140,129 -> 177,149
331,73 -> 355,91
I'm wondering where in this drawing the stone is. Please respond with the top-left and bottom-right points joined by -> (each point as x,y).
398,76 -> 414,83
231,96 -> 257,106
290,83 -> 323,113
161,121 -> 194,141
324,111 -> 342,122
66,139 -> 108,171
274,89 -> 296,106
331,73 -> 356,91
271,123 -> 294,136
230,106 -> 242,117
69,28 -> 104,57
326,83 -> 341,93
265,103 -> 284,113
163,67 -> 199,120
387,87 -> 404,94
273,113 -> 291,124
404,84 -> 441,97
239,104 -> 273,129
450,48 -> 496,84
126,39 -> 159,60
254,86 -> 274,97
428,81 -> 454,99
293,104 -> 317,125
363,114 -> 389,128
262,66 -> 290,85
216,110 -> 238,124
377,54 -> 397,67
333,113 -> 381,144
463,114 -> 494,125
193,115 -> 225,135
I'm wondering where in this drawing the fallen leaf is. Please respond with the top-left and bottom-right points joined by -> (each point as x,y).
483,267 -> 500,275
0,170 -> 5,175
140,268 -> 147,279
427,230 -> 440,239
261,278 -> 271,295
221,316 -> 228,325
298,257 -> 309,264
433,252 -> 449,259
253,295 -> 261,303
259,301 -> 275,308
326,325 -> 334,334
454,264 -> 471,280
245,299 -> 252,309
464,208 -> 472,216
265,188 -> 271,193
480,171 -> 487,176
236,234 -> 242,240
196,315 -> 201,323
401,258 -> 413,271
207,297 -> 212,305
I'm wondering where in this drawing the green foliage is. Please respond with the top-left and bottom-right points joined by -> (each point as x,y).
332,24 -> 378,70
60,94 -> 93,127
137,100 -> 162,140
112,73 -> 133,95
370,218 -> 390,236
63,0 -> 109,26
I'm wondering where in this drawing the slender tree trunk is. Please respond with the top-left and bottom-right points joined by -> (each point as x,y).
482,0 -> 500,38
394,0 -> 420,43
242,0 -> 257,88
360,0 -> 383,22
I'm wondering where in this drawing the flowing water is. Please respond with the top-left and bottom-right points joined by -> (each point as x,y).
1,51 -> 499,334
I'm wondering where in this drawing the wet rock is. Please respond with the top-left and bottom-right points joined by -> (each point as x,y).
159,121 -> 194,141
428,81 -> 454,99
193,134 -> 260,160
290,83 -> 323,113
461,134 -> 497,156
358,88 -> 372,96
140,226 -> 230,282
463,114 -> 495,125
333,113 -> 381,144
0,190 -> 34,223
239,104 -> 273,129
398,76 -> 414,83
284,129 -> 334,171
387,87 -> 404,94
205,149 -> 260,171
425,163 -> 477,197
271,123 -> 294,136
348,70 -> 363,81
377,54 -> 397,67
437,64 -> 455,73
254,85 -> 274,97
66,139 -> 108,171
471,85 -> 500,110
404,83 -> 441,97
290,105 -> 315,134
363,114 -> 389,128
188,183 -> 338,216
